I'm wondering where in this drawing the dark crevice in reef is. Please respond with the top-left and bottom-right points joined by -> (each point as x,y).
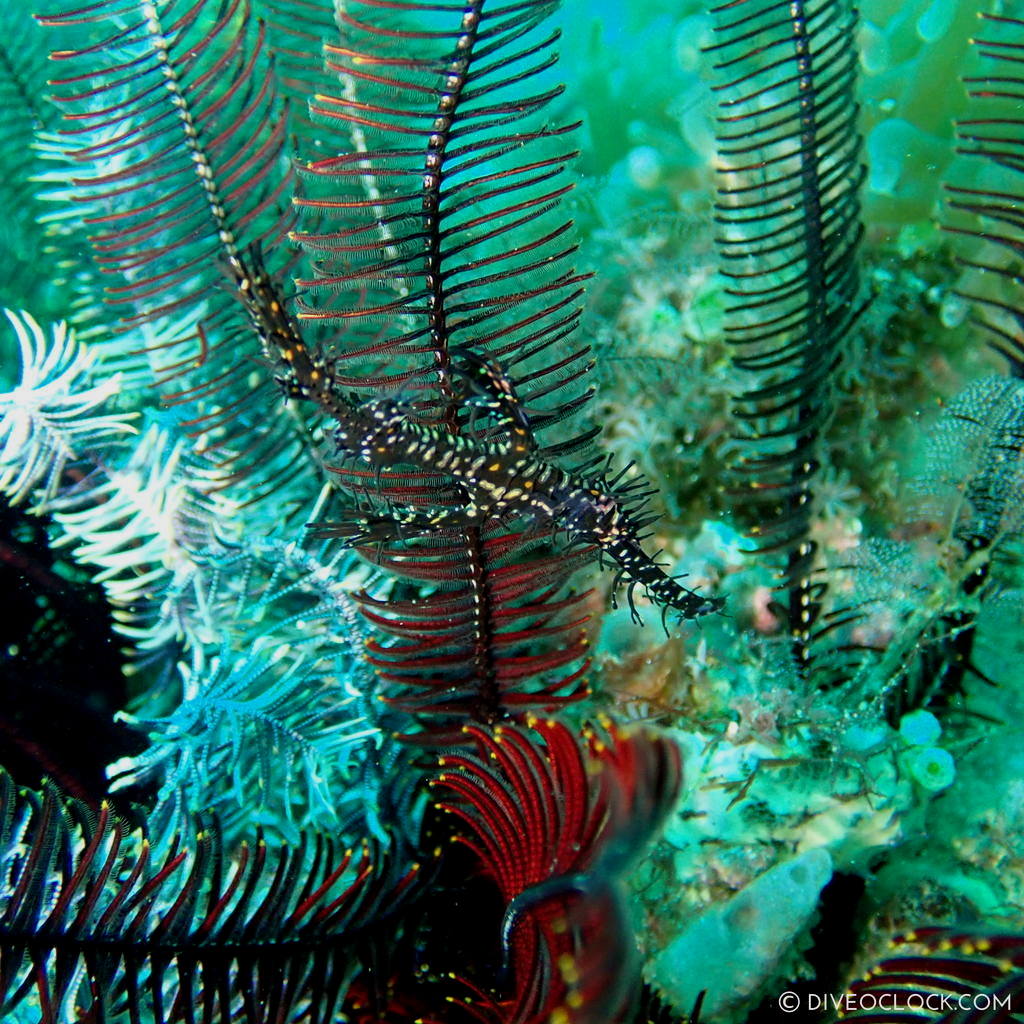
0,501 -> 144,804
747,872 -> 867,1024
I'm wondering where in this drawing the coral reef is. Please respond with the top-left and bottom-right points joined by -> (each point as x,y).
2,0 -> 1024,1022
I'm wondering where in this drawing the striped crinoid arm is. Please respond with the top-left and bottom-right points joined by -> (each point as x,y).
0,771 -> 422,1024
284,0 -> 599,738
357,530 -> 594,741
431,718 -> 683,1024
36,0 -> 316,505
841,927 -> 1024,1023
944,11 -> 1024,376
707,0 -> 866,665
256,0 -> 357,147
293,0 -> 592,437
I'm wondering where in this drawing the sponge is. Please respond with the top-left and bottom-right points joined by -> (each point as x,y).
650,847 -> 833,1019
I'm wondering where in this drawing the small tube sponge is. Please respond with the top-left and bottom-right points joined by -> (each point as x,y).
897,711 -> 955,791
899,709 -> 942,746
650,847 -> 833,1019
907,746 -> 956,792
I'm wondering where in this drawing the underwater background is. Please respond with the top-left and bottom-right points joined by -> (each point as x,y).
1,0 -> 1024,1021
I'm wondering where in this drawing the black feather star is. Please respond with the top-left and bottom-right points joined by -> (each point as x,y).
944,11 -> 1024,376
272,0 -> 721,736
230,245 -> 722,618
36,0 -> 720,751
7,1 -> 704,1022
841,927 -> 1024,1023
707,0 -> 866,664
0,771 -> 419,1024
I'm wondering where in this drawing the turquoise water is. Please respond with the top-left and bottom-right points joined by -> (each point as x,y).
1,1 -> 1022,1022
